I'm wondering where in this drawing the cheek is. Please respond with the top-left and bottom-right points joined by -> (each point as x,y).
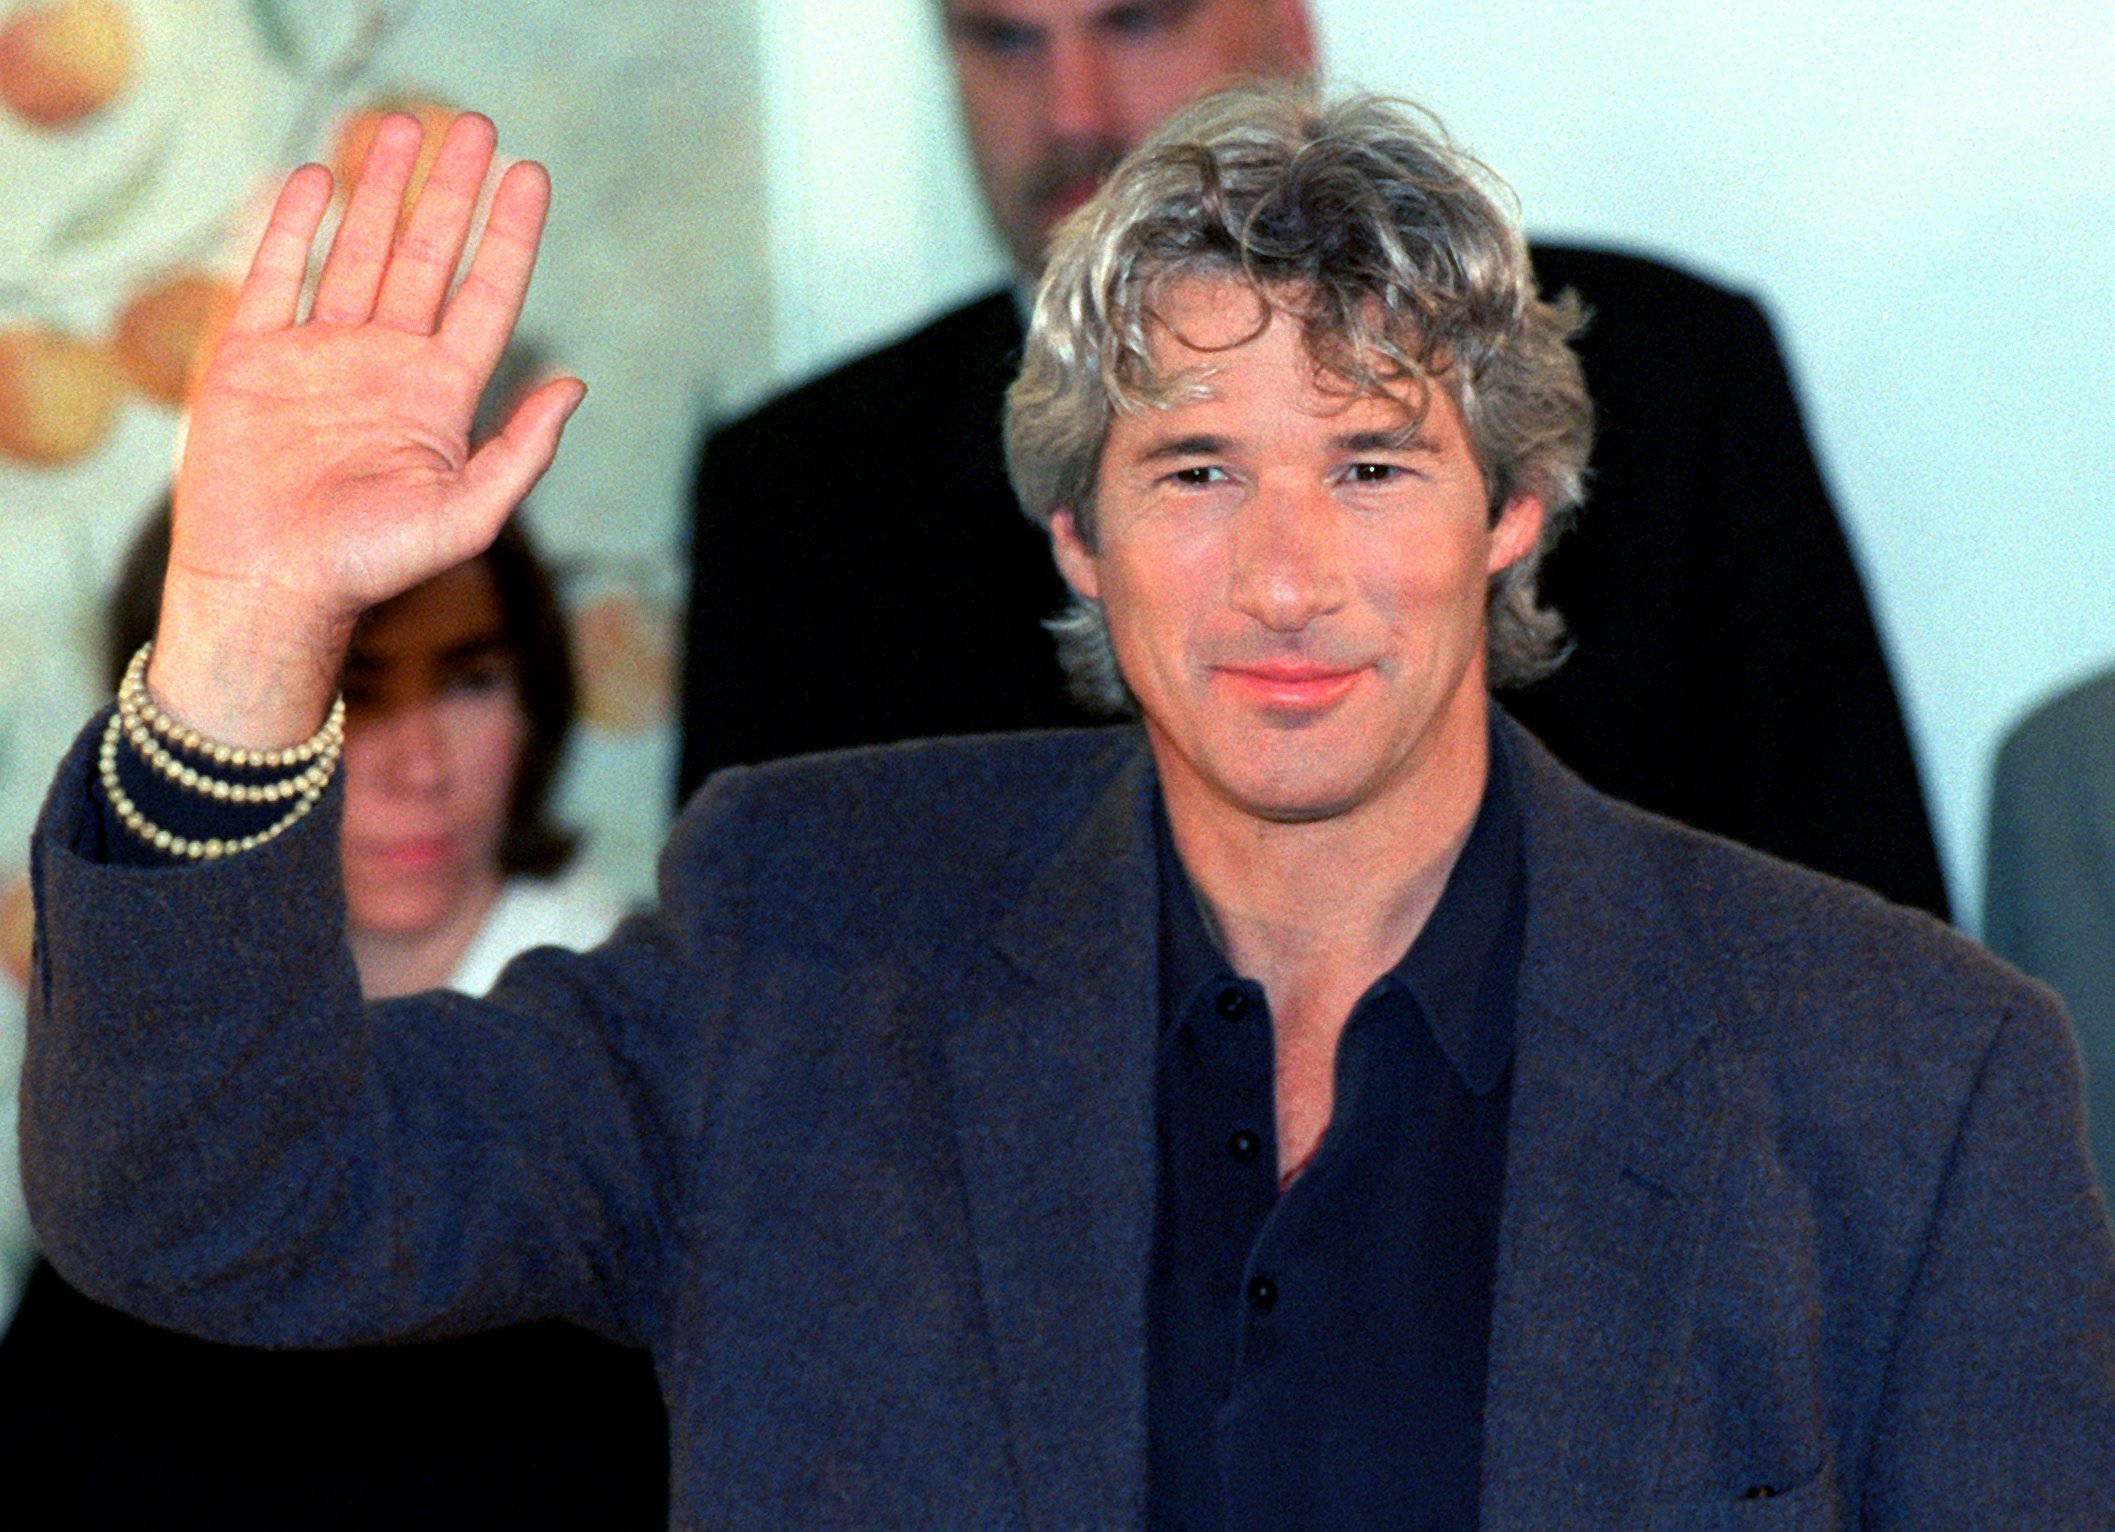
1100,526 -> 1222,657
1371,521 -> 1496,612
338,735 -> 388,834
953,64 -> 1034,165
448,701 -> 530,821
1113,29 -> 1257,124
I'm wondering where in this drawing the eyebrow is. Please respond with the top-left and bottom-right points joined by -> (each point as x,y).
1127,427 -> 1441,466
1335,427 -> 1440,455
344,634 -> 511,674
1096,0 -> 1201,29
1129,433 -> 1232,466
946,0 -> 1197,42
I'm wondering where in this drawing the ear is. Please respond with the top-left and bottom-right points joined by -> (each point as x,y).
1486,493 -> 1545,576
1271,0 -> 1320,76
1050,508 -> 1102,601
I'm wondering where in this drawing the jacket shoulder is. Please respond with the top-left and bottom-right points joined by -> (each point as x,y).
1516,730 -> 2046,1037
1528,241 -> 1763,328
664,728 -> 1141,937
1996,667 -> 2115,783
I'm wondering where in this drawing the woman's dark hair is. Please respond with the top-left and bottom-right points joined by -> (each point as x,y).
108,502 -> 581,878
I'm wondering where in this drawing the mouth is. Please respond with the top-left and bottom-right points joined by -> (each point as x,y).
1213,662 -> 1364,714
350,836 -> 456,873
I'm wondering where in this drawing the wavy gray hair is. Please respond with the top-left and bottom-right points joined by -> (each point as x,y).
1003,84 -> 1594,711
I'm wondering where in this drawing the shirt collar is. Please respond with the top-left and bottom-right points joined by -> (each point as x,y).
1154,719 -> 1525,1095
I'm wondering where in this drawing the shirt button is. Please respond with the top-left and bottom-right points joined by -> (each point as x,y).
1227,1130 -> 1261,1163
1215,987 -> 1250,1022
1245,1275 -> 1278,1312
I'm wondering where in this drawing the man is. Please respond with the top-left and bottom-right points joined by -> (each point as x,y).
683,0 -> 1952,921
1986,665 -> 2115,1195
27,95 -> 2114,1529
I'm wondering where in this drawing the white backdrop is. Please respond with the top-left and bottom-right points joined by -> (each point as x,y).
753,0 -> 2115,927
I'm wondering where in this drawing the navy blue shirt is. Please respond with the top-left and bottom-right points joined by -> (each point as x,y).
1146,726 -> 1526,1532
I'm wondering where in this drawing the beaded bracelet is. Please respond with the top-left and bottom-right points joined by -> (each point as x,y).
101,642 -> 345,860
98,713 -> 331,859
120,709 -> 338,804
119,642 -> 346,771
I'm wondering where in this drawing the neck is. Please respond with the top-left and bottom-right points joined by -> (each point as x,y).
350,873 -> 504,1000
1164,717 -> 1491,997
1159,708 -> 1492,1175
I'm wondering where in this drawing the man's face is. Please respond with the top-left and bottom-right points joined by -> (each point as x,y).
1051,277 -> 1543,829
943,0 -> 1314,271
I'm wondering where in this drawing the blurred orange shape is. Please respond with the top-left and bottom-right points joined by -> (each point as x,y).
0,0 -> 137,130
573,594 -> 675,735
331,98 -> 458,219
115,271 -> 237,406
0,326 -> 122,466
0,872 -> 31,994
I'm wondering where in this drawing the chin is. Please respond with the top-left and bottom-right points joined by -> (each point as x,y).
347,878 -> 471,940
1205,750 -> 1385,825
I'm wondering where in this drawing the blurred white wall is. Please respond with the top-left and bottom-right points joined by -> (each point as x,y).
754,0 -> 2115,926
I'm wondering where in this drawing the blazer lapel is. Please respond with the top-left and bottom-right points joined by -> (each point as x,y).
942,741 -> 1161,1531
1480,724 -> 1731,1529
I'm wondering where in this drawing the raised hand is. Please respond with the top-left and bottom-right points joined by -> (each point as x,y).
150,111 -> 582,748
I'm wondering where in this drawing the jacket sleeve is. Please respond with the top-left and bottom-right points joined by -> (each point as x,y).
21,713 -> 734,1355
1858,988 -> 2115,1525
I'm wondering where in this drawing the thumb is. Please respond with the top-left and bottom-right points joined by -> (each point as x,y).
455,375 -> 587,539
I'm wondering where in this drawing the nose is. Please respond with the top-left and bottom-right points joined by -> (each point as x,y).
1227,483 -> 1349,633
1046,34 -> 1114,142
369,701 -> 449,796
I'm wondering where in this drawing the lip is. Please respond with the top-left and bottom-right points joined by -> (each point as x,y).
349,836 -> 456,872
1213,663 -> 1364,713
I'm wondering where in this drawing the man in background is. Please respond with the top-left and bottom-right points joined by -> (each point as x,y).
1986,666 -> 2115,1196
681,0 -> 1950,919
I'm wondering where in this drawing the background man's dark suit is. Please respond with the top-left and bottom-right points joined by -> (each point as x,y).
683,247 -> 1951,919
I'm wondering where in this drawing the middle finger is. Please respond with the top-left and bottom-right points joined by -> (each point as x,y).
372,112 -> 499,335
310,113 -> 423,325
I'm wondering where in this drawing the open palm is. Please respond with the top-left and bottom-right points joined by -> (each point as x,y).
173,111 -> 581,632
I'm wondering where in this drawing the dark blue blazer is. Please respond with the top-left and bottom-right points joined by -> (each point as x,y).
25,716 -> 2115,1529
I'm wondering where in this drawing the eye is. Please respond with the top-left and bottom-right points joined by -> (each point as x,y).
1169,465 -> 1229,487
442,658 -> 515,698
1102,3 -> 1174,40
950,15 -> 1040,56
1347,462 -> 1402,484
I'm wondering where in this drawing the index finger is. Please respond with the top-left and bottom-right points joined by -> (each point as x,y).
226,164 -> 334,335
435,158 -> 551,384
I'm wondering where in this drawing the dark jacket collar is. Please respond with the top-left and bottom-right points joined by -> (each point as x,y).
1152,719 -> 1525,1097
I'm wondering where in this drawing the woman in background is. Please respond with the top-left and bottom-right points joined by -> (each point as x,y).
0,507 -> 666,1530
109,506 -> 624,997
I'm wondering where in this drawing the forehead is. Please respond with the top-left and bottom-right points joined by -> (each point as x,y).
1137,275 -> 1431,415
352,561 -> 506,669
944,0 -> 1261,34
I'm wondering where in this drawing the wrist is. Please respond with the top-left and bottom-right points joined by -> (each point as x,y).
148,573 -> 352,751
